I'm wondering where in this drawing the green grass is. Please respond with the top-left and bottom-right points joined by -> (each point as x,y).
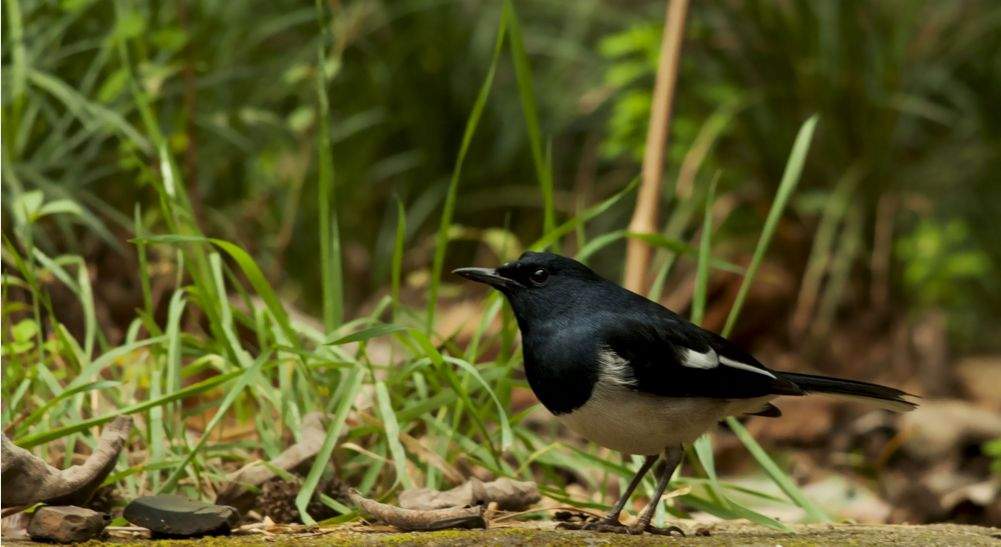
315,0 -> 344,331
2,0 -> 839,532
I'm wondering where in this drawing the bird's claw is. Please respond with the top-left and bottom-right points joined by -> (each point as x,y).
584,520 -> 631,534
557,516 -> 685,536
556,517 -> 629,534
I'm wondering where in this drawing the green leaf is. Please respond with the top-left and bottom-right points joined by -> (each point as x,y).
409,330 -> 499,461
68,336 -> 166,391
36,199 -> 84,220
13,191 -> 44,224
12,319 -> 38,342
27,69 -> 150,151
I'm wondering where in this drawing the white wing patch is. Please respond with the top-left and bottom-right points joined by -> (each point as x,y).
596,347 -> 637,388
719,356 -> 777,379
681,347 -> 718,369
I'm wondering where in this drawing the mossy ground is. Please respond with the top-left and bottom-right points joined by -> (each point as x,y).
10,522 -> 1000,546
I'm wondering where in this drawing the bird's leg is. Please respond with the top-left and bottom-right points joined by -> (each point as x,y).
628,446 -> 685,536
558,454 -> 657,532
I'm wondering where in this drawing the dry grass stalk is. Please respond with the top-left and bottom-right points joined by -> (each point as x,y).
624,0 -> 690,292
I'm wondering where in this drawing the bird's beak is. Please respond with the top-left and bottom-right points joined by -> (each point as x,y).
452,267 -> 521,289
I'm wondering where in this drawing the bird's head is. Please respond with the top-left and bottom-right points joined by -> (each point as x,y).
453,251 -> 605,327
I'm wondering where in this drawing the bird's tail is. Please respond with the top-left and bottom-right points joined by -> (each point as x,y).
779,372 -> 918,412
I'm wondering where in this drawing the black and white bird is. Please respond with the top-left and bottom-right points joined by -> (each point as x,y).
454,251 -> 916,535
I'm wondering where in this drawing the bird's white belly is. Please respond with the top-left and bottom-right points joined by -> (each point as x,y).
556,383 -> 772,455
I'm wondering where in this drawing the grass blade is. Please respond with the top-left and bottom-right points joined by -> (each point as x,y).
374,381 -> 414,489
722,115 -> 818,336
445,356 -> 514,453
13,381 -> 119,436
505,0 -> 555,241
297,367 -> 365,524
408,330 -> 499,461
690,175 -> 718,326
134,235 -> 296,345
314,0 -> 343,331
681,493 -> 790,531
15,366 -> 246,448
530,176 -> 639,251
327,323 -> 408,345
391,198 -> 406,320
426,8 -> 507,333
725,417 -> 828,521
158,350 -> 270,492
714,115 -> 828,522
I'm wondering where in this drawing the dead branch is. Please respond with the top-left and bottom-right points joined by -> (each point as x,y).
348,489 -> 486,532
1,416 -> 132,508
399,477 -> 540,512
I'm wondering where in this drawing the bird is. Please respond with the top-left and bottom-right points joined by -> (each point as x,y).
454,251 -> 916,535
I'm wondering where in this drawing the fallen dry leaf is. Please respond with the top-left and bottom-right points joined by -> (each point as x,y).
399,477 -> 540,511
348,489 -> 486,531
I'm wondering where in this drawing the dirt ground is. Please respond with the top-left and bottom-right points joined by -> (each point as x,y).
9,522 -> 1000,546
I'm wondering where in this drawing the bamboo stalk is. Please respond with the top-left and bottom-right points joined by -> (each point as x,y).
623,0 -> 690,293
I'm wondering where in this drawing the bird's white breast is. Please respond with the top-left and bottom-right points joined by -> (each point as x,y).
556,384 -> 721,454
556,350 -> 774,454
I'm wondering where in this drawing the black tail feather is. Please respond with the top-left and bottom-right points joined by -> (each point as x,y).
779,372 -> 918,412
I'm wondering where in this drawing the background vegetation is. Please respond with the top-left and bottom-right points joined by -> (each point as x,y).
3,0 -> 999,528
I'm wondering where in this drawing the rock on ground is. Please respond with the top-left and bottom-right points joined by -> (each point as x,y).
27,505 -> 107,543
123,495 -> 240,537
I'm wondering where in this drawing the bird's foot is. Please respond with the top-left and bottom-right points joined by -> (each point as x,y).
583,519 -> 631,534
627,522 -> 686,536
556,516 -> 629,534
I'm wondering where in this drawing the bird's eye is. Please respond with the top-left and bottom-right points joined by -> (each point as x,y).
529,268 -> 549,286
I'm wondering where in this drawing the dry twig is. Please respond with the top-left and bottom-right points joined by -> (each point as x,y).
399,477 -> 540,512
348,489 -> 486,532
1,416 -> 132,508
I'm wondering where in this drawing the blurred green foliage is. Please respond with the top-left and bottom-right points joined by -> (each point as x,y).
986,438 -> 1001,476
3,0 -> 1000,339
3,0 -> 1000,525
897,219 -> 990,309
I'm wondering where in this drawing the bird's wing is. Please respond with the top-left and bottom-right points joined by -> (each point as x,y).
599,314 -> 802,399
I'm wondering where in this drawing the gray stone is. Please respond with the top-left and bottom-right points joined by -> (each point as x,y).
27,505 -> 107,543
124,495 -> 240,537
